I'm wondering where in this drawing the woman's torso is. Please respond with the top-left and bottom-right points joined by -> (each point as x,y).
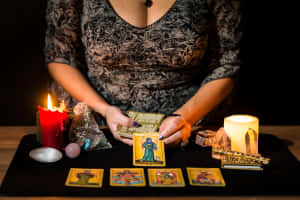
78,0 -> 211,115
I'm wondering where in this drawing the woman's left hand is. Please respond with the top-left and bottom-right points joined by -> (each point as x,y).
158,115 -> 192,147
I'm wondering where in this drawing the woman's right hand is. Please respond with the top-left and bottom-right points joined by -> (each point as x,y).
47,63 -> 136,145
103,106 -> 136,146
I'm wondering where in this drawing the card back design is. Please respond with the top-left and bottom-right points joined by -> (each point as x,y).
65,168 -> 104,188
186,168 -> 226,187
110,168 -> 146,187
133,133 -> 166,167
148,168 -> 185,187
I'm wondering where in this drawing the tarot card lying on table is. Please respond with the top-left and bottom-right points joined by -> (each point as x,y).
116,111 -> 164,138
65,168 -> 104,188
133,133 -> 165,167
148,168 -> 185,187
186,168 -> 226,187
110,168 -> 146,187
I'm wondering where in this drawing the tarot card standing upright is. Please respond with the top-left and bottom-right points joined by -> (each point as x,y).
186,168 -> 226,187
133,133 -> 166,167
65,168 -> 104,188
148,168 -> 185,187
110,168 -> 146,187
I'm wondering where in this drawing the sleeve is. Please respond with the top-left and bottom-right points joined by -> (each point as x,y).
44,0 -> 85,69
201,0 -> 242,85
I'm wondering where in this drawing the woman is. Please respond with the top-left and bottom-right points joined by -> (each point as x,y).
45,0 -> 241,146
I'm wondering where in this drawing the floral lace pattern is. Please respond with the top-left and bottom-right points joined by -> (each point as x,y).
45,0 -> 241,124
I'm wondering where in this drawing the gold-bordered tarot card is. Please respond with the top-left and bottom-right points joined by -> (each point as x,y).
65,168 -> 104,188
133,132 -> 166,167
186,168 -> 226,187
116,111 -> 165,138
110,168 -> 146,187
148,168 -> 185,187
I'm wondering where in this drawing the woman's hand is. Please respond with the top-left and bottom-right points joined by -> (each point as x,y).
103,106 -> 136,146
158,115 -> 192,147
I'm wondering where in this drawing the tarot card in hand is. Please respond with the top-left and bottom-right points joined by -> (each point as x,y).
186,168 -> 226,187
116,111 -> 164,138
133,132 -> 165,167
110,168 -> 146,187
65,168 -> 104,188
148,168 -> 185,187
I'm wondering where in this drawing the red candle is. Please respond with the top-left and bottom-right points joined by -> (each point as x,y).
38,94 -> 69,150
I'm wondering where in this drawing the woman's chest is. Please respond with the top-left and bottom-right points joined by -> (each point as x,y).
80,0 -> 210,67
107,0 -> 177,28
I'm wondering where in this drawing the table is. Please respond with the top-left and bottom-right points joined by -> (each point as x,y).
0,126 -> 300,200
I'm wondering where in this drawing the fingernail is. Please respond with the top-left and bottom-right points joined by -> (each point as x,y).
158,135 -> 164,140
133,121 -> 141,127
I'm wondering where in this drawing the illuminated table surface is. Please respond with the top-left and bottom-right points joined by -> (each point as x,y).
0,125 -> 299,200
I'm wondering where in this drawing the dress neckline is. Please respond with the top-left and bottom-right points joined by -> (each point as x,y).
105,0 -> 179,30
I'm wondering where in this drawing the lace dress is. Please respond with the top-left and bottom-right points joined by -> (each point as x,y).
44,0 -> 242,124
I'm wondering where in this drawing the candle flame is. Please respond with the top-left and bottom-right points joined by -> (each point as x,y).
47,94 -> 53,111
229,115 -> 255,123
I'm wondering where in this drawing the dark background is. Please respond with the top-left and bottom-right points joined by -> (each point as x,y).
0,0 -> 299,125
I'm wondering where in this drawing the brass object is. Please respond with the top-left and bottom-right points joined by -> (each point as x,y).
212,147 -> 270,165
221,155 -> 263,171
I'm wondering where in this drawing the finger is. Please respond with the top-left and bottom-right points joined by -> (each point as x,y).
158,118 -> 167,131
111,129 -> 121,140
159,117 -> 185,139
110,129 -> 133,145
108,122 -> 122,139
119,137 -> 133,146
163,129 -> 182,145
109,123 -> 118,132
159,117 -> 183,136
118,115 -> 135,127
108,122 -> 133,145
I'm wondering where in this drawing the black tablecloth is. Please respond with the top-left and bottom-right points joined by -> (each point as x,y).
0,130 -> 300,196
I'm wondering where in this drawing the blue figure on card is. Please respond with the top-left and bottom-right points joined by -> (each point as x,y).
142,137 -> 157,162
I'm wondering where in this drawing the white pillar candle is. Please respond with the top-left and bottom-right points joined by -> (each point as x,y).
224,115 -> 259,154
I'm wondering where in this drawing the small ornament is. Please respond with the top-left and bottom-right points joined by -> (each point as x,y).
84,138 -> 91,150
65,143 -> 81,159
195,130 -> 217,147
29,147 -> 63,163
68,102 -> 112,151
